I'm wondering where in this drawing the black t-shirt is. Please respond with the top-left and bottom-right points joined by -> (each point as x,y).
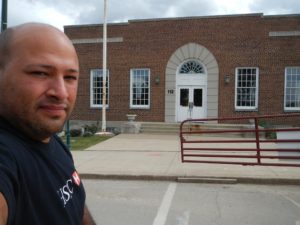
0,118 -> 86,225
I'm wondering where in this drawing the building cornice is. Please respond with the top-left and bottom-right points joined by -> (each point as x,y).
64,13 -> 300,30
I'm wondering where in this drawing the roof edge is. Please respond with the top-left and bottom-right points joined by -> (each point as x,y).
64,22 -> 129,29
128,13 -> 264,23
64,13 -> 300,29
263,13 -> 300,18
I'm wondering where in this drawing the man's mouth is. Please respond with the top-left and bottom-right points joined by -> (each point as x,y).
39,104 -> 67,117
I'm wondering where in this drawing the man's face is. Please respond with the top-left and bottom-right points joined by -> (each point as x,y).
0,26 -> 79,142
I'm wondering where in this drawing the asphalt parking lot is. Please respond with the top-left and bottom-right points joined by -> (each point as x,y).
84,179 -> 300,225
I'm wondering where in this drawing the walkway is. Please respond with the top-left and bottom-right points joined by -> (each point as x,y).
72,133 -> 300,184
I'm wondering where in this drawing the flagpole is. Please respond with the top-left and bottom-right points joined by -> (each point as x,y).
101,0 -> 107,132
1,0 -> 8,31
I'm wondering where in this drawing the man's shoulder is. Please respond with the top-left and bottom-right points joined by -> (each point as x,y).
0,118 -> 24,147
52,135 -> 73,158
0,130 -> 31,168
0,128 -> 23,149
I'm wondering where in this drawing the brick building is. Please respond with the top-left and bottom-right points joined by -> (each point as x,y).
64,13 -> 300,127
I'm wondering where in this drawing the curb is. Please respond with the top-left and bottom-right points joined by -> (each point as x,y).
81,174 -> 177,181
80,173 -> 300,185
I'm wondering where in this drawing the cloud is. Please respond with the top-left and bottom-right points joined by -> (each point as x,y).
74,0 -> 300,25
214,0 -> 253,14
2,0 -> 300,30
75,0 -> 218,24
249,0 -> 300,14
158,0 -> 216,18
7,0 -> 78,29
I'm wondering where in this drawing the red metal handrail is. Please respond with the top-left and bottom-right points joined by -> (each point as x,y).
180,114 -> 300,167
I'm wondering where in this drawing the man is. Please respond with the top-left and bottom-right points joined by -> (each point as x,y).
0,23 -> 95,225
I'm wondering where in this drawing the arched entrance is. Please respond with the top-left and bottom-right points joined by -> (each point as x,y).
164,43 -> 219,122
176,60 -> 207,121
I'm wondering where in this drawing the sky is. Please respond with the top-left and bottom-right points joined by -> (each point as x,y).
1,0 -> 300,30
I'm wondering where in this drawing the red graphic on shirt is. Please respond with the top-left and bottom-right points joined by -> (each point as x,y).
72,171 -> 81,186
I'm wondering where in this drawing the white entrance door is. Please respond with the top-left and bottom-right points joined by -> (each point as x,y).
177,86 -> 206,122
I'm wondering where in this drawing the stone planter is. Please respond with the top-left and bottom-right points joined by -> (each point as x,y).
122,114 -> 140,134
126,114 -> 137,122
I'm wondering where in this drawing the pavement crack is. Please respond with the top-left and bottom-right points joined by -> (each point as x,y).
212,190 -> 222,224
165,152 -> 178,175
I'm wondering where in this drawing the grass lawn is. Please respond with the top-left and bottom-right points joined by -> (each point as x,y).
61,135 -> 112,150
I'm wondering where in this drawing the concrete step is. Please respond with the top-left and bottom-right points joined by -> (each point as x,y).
140,122 -> 264,138
140,122 -> 180,134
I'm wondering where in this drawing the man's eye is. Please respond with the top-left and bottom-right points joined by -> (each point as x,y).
65,75 -> 78,81
31,71 -> 48,76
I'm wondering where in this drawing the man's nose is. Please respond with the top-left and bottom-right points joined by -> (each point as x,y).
46,77 -> 68,100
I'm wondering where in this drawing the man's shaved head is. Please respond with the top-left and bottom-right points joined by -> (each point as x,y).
0,23 -> 74,70
0,26 -> 13,69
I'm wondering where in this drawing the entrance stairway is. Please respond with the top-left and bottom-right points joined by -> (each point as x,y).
140,122 -> 180,135
140,122 -> 263,138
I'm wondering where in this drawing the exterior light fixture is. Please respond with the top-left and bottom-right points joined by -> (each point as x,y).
224,75 -> 230,84
155,76 -> 160,85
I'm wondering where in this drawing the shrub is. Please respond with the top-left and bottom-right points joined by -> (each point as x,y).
83,131 -> 93,137
84,124 -> 98,135
70,129 -> 82,137
259,120 -> 277,139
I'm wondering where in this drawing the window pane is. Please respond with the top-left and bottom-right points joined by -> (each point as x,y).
285,67 -> 300,110
194,89 -> 203,107
91,69 -> 109,107
235,68 -> 258,109
131,69 -> 150,107
179,60 -> 204,74
180,89 -> 189,106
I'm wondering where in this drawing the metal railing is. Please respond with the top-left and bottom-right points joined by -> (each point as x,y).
180,114 -> 300,167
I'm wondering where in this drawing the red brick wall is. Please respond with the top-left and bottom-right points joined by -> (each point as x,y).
64,14 -> 300,124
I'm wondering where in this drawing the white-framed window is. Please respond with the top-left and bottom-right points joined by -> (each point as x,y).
130,68 -> 150,109
179,60 -> 204,74
90,69 -> 109,108
284,67 -> 300,111
235,67 -> 259,110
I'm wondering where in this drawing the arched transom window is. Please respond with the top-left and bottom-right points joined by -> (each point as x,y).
179,60 -> 204,74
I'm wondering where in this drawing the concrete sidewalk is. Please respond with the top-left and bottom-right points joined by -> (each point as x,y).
72,133 -> 300,184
